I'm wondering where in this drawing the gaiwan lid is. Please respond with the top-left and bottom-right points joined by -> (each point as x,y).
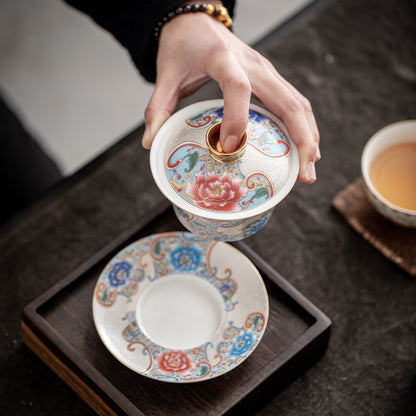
150,99 -> 299,220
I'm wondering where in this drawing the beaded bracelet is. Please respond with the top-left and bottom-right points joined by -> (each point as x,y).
154,3 -> 233,40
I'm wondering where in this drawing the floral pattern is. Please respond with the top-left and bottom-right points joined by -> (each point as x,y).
108,261 -> 131,287
96,260 -> 144,307
121,309 -> 266,382
93,232 -> 269,383
243,212 -> 272,235
184,106 -> 291,157
188,172 -> 247,211
158,350 -> 193,373
230,333 -> 253,356
165,106 -> 291,215
95,232 -> 238,308
246,109 -> 290,157
151,102 -> 298,241
174,206 -> 273,242
166,143 -> 273,213
170,246 -> 201,272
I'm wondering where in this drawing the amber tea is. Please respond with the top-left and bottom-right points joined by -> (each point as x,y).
370,142 -> 416,211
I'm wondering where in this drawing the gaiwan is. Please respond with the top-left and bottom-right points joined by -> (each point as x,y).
150,99 -> 299,241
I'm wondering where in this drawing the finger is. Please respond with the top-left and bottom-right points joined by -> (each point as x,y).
207,53 -> 251,153
142,76 -> 181,149
277,75 -> 321,160
297,95 -> 321,162
251,72 -> 318,183
178,75 -> 211,100
264,61 -> 321,161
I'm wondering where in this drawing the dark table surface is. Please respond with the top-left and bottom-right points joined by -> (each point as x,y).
1,0 -> 415,414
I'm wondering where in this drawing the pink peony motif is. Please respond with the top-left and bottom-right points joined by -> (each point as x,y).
187,172 -> 247,212
158,350 -> 192,373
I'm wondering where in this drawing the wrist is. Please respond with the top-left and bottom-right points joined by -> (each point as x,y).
154,2 -> 232,41
182,0 -> 222,5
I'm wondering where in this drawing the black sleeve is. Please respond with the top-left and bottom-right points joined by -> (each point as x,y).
64,1 -> 235,83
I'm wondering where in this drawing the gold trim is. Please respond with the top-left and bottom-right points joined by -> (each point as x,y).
206,122 -> 248,162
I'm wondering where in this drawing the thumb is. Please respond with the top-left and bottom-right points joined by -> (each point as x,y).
142,78 -> 180,149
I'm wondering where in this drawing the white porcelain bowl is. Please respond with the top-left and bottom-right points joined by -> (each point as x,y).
361,120 -> 416,228
150,100 -> 299,241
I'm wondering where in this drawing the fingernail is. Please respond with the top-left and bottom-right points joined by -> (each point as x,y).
223,135 -> 238,153
307,161 -> 316,182
316,143 -> 321,160
142,124 -> 151,149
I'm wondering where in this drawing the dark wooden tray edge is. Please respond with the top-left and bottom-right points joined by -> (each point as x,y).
21,314 -> 331,416
21,202 -> 331,416
21,200 -> 173,416
21,321 -> 127,416
226,324 -> 331,415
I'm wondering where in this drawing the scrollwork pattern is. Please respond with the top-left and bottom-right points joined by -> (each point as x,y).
94,232 -> 268,382
120,311 -> 265,382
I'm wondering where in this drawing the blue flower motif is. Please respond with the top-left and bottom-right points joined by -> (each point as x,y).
211,107 -> 224,119
108,261 -> 131,287
176,207 -> 191,220
246,219 -> 264,235
170,247 -> 201,272
230,333 -> 253,356
248,109 -> 267,124
244,215 -> 269,235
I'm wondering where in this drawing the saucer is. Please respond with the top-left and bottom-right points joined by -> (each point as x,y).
92,232 -> 269,383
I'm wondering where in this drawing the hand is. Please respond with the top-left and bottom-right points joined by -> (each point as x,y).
142,11 -> 320,184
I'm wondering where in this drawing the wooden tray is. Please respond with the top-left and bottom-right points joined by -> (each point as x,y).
333,178 -> 416,276
21,202 -> 331,416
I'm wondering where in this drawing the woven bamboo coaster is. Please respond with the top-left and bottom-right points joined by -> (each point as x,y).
332,178 -> 416,276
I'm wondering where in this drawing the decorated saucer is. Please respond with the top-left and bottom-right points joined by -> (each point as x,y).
92,232 -> 269,383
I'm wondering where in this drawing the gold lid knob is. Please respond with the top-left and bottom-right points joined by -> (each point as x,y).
205,122 -> 248,162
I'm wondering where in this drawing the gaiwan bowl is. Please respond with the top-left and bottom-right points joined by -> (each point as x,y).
361,120 -> 416,228
150,99 -> 299,241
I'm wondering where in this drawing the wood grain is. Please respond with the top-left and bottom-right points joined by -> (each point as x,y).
22,206 -> 331,416
333,178 -> 416,276
21,322 -> 118,416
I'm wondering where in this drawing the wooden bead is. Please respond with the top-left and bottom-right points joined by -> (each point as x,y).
154,3 -> 233,41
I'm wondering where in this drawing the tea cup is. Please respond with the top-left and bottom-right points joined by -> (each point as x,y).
361,120 -> 416,227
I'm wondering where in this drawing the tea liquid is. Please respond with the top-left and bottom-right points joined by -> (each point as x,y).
370,142 -> 416,210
